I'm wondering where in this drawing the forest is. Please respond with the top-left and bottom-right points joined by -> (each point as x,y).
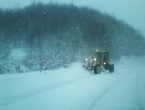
0,2 -> 145,73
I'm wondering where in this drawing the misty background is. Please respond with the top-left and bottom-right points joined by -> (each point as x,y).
0,1 -> 145,73
0,0 -> 145,37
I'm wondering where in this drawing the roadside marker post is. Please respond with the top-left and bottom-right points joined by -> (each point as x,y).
45,60 -> 46,74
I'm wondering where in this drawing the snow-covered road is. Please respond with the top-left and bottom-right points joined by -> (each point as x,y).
0,57 -> 145,110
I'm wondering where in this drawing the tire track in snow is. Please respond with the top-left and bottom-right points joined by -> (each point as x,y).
0,75 -> 94,106
87,71 -> 134,110
87,82 -> 117,110
135,71 -> 145,110
0,72 -> 111,106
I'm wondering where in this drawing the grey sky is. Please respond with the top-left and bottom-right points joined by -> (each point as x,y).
0,0 -> 145,37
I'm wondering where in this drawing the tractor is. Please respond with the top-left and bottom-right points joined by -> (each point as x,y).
82,49 -> 114,74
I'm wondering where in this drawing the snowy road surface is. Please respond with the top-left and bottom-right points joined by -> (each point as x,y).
0,57 -> 145,110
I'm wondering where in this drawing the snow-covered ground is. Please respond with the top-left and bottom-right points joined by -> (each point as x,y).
0,57 -> 145,110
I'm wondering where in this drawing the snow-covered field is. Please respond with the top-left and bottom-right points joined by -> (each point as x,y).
0,57 -> 145,110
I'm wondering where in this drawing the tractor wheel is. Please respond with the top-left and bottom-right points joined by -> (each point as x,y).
94,65 -> 101,74
109,64 -> 114,73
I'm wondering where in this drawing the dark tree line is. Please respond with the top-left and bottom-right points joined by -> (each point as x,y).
0,2 -> 145,73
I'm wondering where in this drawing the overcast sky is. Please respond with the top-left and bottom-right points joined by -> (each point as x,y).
0,0 -> 145,37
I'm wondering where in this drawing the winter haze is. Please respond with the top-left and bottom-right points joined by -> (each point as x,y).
0,0 -> 145,110
0,0 -> 145,37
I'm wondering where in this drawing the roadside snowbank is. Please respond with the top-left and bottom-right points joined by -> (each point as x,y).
9,49 -> 26,60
